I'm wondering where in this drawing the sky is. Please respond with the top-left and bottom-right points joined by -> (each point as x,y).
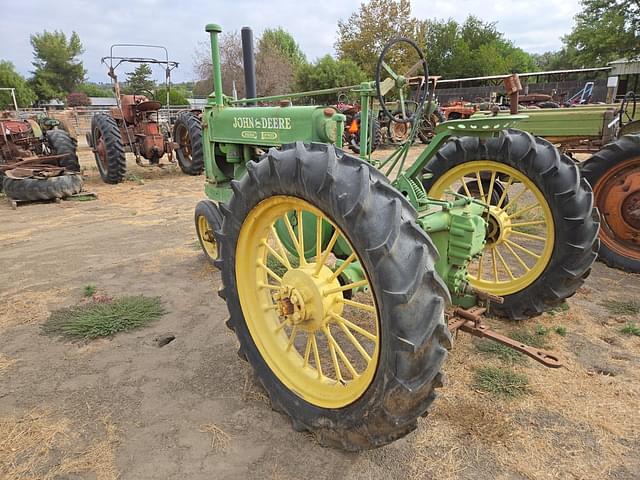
1,0 -> 582,84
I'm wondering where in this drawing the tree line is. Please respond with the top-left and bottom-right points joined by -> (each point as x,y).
1,0 -> 638,108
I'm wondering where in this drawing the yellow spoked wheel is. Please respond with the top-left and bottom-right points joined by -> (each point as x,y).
194,200 -> 222,265
429,161 -> 554,296
236,196 -> 379,408
219,143 -> 450,450
423,130 -> 598,319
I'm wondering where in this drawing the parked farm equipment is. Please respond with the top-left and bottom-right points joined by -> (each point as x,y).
475,89 -> 640,272
193,23 -> 598,450
86,45 -> 204,183
0,111 -> 82,201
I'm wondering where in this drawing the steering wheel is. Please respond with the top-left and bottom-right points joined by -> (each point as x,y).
375,37 -> 429,123
620,91 -> 637,127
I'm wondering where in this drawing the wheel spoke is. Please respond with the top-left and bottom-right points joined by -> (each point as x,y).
324,326 -> 343,382
262,240 -> 290,271
286,325 -> 298,351
510,230 -> 546,242
315,214 -> 322,259
314,228 -> 340,276
496,176 -> 514,208
486,171 -> 497,205
504,241 -> 530,272
475,172 -> 486,203
491,248 -> 499,283
509,202 -> 540,220
258,282 -> 281,290
311,334 -> 322,378
324,325 -> 359,379
303,334 -> 312,367
282,214 -> 304,262
494,246 -> 515,280
475,250 -> 485,281
459,178 -> 473,198
505,238 -> 541,258
324,279 -> 369,296
296,209 -> 307,265
338,297 -> 376,313
503,186 -> 528,212
335,319 -> 372,362
270,226 -> 292,269
327,253 -> 357,283
381,61 -> 397,79
510,220 -> 546,228
330,312 -> 377,341
257,260 -> 282,283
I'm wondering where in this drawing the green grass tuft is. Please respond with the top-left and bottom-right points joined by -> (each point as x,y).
600,299 -> 640,316
535,324 -> 549,336
621,322 -> 640,337
473,366 -> 530,398
83,285 -> 97,297
554,326 -> 567,337
43,295 -> 166,340
548,301 -> 570,316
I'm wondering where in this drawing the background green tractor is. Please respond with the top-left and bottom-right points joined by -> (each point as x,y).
193,23 -> 598,450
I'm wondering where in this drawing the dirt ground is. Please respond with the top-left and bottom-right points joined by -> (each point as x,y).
1,145 -> 639,480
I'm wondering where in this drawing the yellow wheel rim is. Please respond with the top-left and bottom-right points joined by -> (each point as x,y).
428,161 -> 555,296
236,196 -> 380,408
197,215 -> 218,260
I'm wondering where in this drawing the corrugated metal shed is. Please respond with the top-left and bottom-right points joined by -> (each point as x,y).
609,58 -> 640,76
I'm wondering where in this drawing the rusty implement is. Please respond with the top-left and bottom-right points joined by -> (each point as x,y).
447,307 -> 562,368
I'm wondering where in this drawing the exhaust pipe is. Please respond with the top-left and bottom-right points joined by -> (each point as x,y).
241,27 -> 257,102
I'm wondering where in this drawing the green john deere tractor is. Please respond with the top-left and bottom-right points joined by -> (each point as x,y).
193,23 -> 599,450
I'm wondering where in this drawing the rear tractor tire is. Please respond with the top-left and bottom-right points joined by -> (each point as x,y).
581,134 -> 640,273
195,199 -> 223,265
217,142 -> 451,450
91,114 -> 126,184
174,112 -> 204,175
423,129 -> 599,319
46,129 -> 80,171
3,173 -> 83,201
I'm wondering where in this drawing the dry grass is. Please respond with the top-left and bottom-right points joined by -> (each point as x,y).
199,423 -> 230,452
0,288 -> 69,330
408,302 -> 640,480
0,353 -> 17,373
0,410 -> 119,480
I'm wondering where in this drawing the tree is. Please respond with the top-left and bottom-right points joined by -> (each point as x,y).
29,30 -> 85,101
0,60 -> 36,108
258,28 -> 306,67
124,63 -> 155,95
420,16 -> 536,78
335,0 -> 419,76
295,55 -> 366,102
77,82 -> 112,98
154,86 -> 189,106
564,0 -> 639,66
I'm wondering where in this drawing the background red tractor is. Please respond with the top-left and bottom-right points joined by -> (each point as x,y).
87,45 -> 204,184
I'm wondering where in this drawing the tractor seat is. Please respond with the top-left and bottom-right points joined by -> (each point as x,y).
134,100 -> 162,112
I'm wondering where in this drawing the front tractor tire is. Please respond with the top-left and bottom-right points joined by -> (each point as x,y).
174,112 -> 204,175
217,142 -> 451,450
195,199 -> 222,265
423,129 -> 599,319
91,114 -> 126,184
581,134 -> 640,273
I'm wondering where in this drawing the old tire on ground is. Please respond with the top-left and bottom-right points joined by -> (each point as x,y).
217,142 -> 451,450
423,129 -> 599,319
2,173 -> 83,201
581,134 -> 640,273
46,129 -> 80,171
348,115 -> 382,154
195,199 -> 222,265
91,114 -> 126,184
174,112 -> 204,175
